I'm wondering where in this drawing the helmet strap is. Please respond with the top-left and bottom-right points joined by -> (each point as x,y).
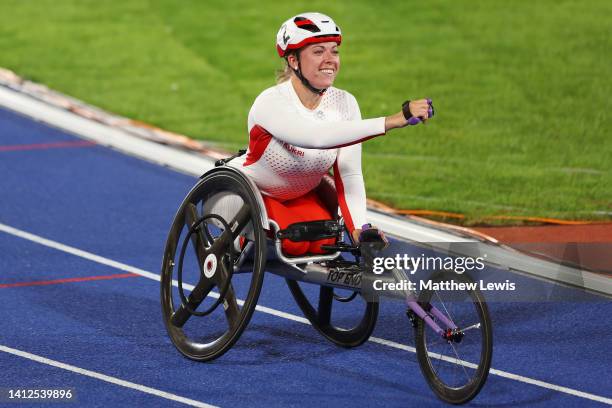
288,53 -> 327,96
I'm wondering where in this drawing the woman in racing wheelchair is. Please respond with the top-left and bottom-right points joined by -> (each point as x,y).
226,12 -> 434,256
162,12 -> 492,404
162,10 -> 437,358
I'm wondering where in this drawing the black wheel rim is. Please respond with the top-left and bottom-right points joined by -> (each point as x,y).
160,168 -> 267,361
286,279 -> 378,348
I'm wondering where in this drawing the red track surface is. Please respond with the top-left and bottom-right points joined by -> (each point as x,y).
0,273 -> 139,288
473,223 -> 612,273
0,140 -> 95,152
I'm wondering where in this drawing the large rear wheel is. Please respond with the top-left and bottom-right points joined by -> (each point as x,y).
160,168 -> 267,361
287,280 -> 378,347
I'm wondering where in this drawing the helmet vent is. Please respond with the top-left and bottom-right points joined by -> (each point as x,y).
294,17 -> 321,33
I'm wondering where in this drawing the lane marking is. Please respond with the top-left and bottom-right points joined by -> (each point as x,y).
0,223 -> 159,280
0,345 -> 217,408
0,140 -> 96,152
1,222 -> 611,405
0,273 -> 139,288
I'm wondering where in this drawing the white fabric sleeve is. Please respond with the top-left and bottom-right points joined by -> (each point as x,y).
250,89 -> 386,149
333,93 -> 368,232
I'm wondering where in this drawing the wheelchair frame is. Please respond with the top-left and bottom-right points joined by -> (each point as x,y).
160,165 -> 493,404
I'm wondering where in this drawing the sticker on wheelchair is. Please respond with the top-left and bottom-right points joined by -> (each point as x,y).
326,267 -> 363,288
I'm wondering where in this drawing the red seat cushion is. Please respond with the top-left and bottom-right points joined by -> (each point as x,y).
263,190 -> 336,256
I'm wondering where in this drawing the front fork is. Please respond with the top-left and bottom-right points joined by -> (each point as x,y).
379,262 -> 463,342
406,299 -> 464,342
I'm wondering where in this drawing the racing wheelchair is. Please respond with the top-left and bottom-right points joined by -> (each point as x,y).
160,163 -> 493,404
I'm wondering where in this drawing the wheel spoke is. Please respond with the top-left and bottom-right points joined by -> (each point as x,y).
433,291 -> 470,331
449,341 -> 472,383
185,203 -> 210,265
215,258 -> 241,329
433,343 -> 444,375
234,240 -> 254,272
184,203 -> 200,230
435,291 -> 453,323
202,221 -> 215,245
427,336 -> 449,349
429,296 -> 474,384
223,286 -> 241,330
171,277 -> 215,327
228,203 -> 253,240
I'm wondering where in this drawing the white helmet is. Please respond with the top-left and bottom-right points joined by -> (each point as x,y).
276,12 -> 342,57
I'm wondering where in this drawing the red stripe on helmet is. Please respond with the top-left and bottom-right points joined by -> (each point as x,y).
287,35 -> 342,50
295,19 -> 315,27
278,35 -> 342,57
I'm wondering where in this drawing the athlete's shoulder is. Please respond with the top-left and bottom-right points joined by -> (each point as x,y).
339,88 -> 359,105
253,81 -> 291,105
249,82 -> 292,124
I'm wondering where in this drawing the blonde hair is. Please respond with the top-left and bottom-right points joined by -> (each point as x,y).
276,63 -> 293,83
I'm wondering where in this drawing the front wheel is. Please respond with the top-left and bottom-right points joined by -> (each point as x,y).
414,271 -> 493,404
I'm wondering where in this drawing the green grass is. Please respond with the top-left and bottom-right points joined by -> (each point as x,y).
1,0 -> 610,225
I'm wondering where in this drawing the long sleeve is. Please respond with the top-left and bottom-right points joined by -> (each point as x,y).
249,87 -> 386,149
333,93 -> 368,233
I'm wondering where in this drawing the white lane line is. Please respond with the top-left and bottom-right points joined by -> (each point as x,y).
365,337 -> 612,405
0,345 -> 217,408
0,223 -> 159,280
2,222 -> 611,406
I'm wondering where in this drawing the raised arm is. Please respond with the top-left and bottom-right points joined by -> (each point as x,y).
250,88 -> 434,150
249,89 -> 386,149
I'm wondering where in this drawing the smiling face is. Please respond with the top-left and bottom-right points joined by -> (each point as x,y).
289,42 -> 340,89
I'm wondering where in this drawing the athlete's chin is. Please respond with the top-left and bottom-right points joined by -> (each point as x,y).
313,77 -> 335,89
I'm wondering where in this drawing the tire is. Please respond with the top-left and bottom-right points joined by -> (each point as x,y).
286,280 -> 378,347
415,271 -> 493,404
160,168 -> 267,361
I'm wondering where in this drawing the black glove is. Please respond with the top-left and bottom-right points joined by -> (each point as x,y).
358,223 -> 389,250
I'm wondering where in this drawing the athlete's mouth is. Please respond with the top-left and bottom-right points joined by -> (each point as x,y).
319,68 -> 335,76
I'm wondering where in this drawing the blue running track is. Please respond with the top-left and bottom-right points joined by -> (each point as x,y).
0,106 -> 610,407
